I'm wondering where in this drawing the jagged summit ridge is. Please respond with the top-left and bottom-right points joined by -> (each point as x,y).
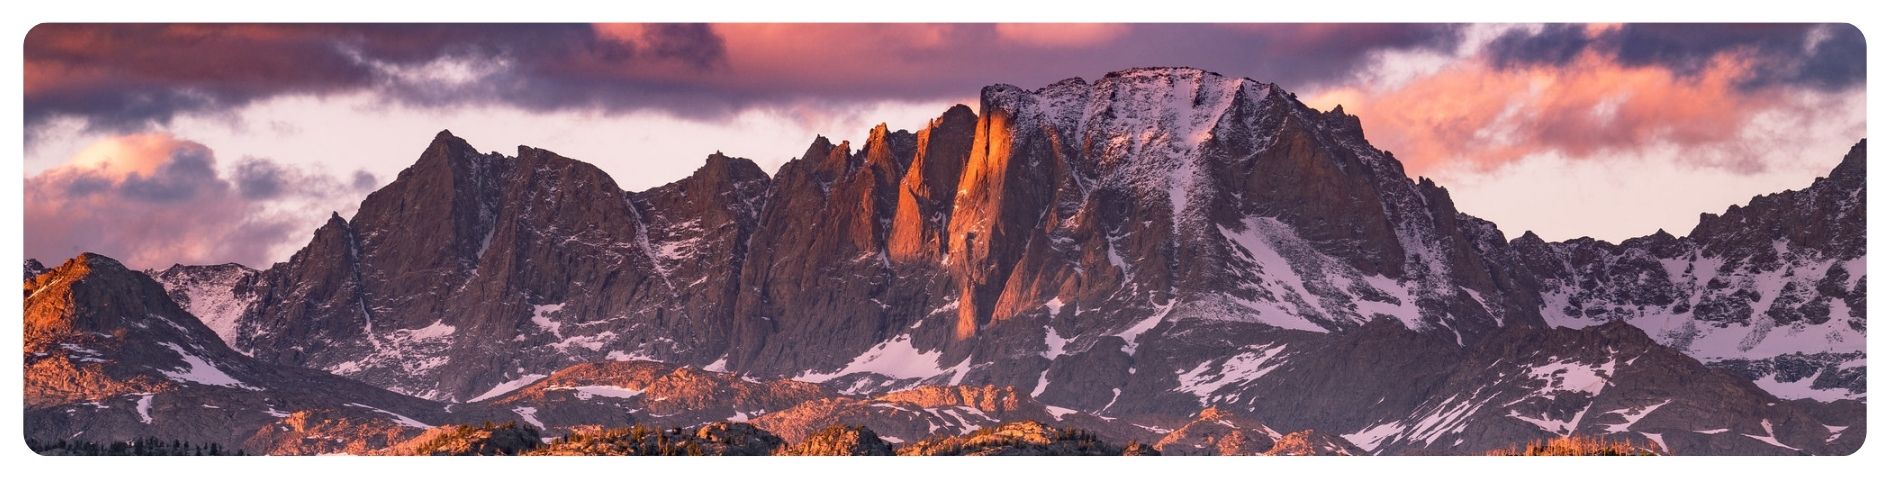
942,64 -> 1527,351
130,66 -> 1865,443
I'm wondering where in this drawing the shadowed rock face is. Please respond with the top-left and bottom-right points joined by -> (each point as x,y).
111,67 -> 1865,456
728,130 -> 923,374
227,131 -> 776,401
630,152 -> 773,366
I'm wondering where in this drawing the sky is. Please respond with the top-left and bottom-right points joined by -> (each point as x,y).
22,23 -> 1866,269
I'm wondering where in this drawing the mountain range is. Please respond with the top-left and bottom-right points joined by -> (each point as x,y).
25,67 -> 1866,455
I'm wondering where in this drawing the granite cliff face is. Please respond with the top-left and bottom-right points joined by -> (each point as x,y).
48,67 -> 1866,456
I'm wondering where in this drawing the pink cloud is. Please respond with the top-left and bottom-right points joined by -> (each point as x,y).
24,133 -> 369,268
1307,50 -> 1803,176
994,23 -> 1129,47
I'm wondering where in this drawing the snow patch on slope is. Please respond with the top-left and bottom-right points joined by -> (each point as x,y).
469,373 -> 547,402
512,406 -> 545,429
1601,399 -> 1672,434
1751,370 -> 1856,402
155,342 -> 259,390
155,267 -> 256,352
345,403 -> 431,429
1175,344 -> 1290,405
795,334 -> 949,384
548,385 -> 645,400
134,393 -> 154,424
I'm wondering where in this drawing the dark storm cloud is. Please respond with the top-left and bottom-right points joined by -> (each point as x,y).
1486,24 -> 1591,68
1479,23 -> 1865,92
25,23 -> 1457,136
233,157 -> 376,200
114,144 -> 221,203
1767,24 -> 1867,90
24,24 -> 728,135
351,170 -> 379,192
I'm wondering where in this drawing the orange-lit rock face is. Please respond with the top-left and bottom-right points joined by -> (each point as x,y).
247,409 -> 427,456
483,360 -> 826,431
888,105 -> 978,263
24,256 -> 173,406
945,105 -> 1016,340
945,84 -> 1098,341
497,360 -> 827,408
945,93 -> 1079,341
877,384 -> 1022,414
24,355 -> 168,406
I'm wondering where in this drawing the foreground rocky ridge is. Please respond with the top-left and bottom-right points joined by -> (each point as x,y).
40,67 -> 1867,455
23,254 -> 488,455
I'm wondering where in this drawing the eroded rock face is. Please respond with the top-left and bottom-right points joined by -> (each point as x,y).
728,132 -> 920,374
630,152 -> 773,366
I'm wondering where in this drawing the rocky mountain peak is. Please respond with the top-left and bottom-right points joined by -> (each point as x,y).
889,104 -> 979,265
1323,104 -> 1366,140
1685,138 -> 1865,258
25,258 -> 48,280
1827,138 -> 1866,186
797,135 -> 839,165
861,122 -> 918,177
151,261 -> 260,349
